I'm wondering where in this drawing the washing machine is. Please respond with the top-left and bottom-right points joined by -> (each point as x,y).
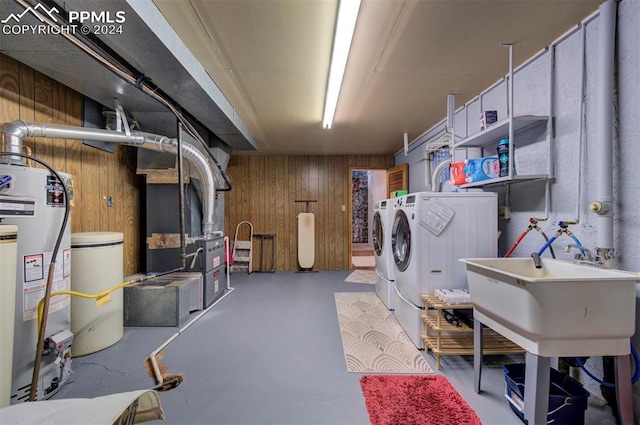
372,199 -> 395,310
391,191 -> 497,349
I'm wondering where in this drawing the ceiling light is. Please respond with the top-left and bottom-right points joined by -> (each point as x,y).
322,0 -> 361,130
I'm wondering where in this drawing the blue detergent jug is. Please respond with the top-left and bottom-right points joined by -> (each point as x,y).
463,157 -> 500,183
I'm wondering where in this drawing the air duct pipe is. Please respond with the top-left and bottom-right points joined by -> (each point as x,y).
590,0 -> 616,265
0,120 -> 216,236
431,159 -> 452,192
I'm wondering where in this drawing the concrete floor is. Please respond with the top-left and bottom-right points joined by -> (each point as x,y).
54,270 -> 618,424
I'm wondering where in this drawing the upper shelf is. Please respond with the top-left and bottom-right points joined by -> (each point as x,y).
459,174 -> 548,189
453,115 -> 548,149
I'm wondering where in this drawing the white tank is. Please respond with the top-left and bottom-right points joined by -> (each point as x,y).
0,164 -> 72,402
70,232 -> 124,356
0,225 -> 18,408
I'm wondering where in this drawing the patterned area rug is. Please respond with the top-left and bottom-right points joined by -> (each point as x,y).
334,292 -> 432,374
344,269 -> 378,284
351,256 -> 376,269
360,375 -> 482,425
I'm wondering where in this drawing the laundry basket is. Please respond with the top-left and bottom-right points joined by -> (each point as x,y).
503,363 -> 590,425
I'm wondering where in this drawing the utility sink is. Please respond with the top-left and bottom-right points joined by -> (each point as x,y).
461,258 -> 639,356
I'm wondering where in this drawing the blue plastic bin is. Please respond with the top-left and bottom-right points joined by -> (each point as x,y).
504,363 -> 590,425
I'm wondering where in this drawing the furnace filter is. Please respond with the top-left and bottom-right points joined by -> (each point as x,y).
71,232 -> 124,356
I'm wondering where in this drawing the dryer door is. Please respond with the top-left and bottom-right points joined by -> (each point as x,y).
391,209 -> 411,272
372,212 -> 383,257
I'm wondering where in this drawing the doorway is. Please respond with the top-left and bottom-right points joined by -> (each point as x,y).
350,168 -> 387,269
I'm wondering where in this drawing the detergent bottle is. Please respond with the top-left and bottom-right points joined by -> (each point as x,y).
450,162 -> 467,186
497,138 -> 510,177
463,157 -> 500,183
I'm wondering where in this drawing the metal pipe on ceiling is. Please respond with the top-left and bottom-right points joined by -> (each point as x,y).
0,120 -> 216,237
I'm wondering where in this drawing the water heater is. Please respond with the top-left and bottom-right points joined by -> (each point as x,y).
0,164 -> 73,402
0,225 -> 18,408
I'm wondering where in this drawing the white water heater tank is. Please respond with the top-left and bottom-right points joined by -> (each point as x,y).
70,232 -> 124,356
0,164 -> 72,402
0,225 -> 18,408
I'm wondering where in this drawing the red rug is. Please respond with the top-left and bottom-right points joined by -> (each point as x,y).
360,375 -> 482,425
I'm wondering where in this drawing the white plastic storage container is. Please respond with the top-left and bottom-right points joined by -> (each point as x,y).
70,232 -> 124,356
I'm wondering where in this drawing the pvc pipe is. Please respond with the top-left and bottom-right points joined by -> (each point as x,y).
504,44 -> 515,179
547,45 -> 556,182
0,121 -> 216,236
576,25 -> 587,222
594,0 -> 616,250
447,94 -> 456,132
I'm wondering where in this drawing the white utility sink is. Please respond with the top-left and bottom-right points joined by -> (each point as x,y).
461,257 -> 639,356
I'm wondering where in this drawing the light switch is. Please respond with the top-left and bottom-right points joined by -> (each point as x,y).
341,205 -> 346,211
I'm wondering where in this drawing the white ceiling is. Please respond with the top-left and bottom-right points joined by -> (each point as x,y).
153,0 -> 601,155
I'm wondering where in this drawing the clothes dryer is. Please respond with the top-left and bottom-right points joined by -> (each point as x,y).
373,199 -> 395,310
391,191 -> 497,349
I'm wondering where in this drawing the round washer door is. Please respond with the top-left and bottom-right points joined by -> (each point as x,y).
372,212 -> 383,257
391,209 -> 411,272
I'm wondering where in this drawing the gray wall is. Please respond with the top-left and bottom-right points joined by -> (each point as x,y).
395,0 -> 640,411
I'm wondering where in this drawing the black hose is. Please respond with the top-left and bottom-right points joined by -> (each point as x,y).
538,230 -> 556,259
179,121 -> 232,191
0,152 -> 70,402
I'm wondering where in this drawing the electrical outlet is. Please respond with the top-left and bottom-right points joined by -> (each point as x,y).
499,205 -> 511,220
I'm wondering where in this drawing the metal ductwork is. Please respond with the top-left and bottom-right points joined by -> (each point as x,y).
1,120 -> 216,236
0,0 -> 257,152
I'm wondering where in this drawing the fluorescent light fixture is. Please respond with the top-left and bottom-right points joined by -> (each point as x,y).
322,0 -> 361,129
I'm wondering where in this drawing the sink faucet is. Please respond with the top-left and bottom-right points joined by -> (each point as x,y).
564,244 -> 593,262
531,252 -> 542,269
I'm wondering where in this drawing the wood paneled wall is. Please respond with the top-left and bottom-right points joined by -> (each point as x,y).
0,54 -> 141,275
224,155 -> 394,271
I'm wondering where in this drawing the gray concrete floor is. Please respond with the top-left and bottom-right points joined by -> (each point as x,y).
54,270 -> 618,424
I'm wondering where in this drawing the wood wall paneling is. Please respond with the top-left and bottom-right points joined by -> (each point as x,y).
224,154 -> 394,271
18,64 -> 35,154
274,155 -> 286,271
0,54 -> 140,275
1,57 -> 20,123
287,156 -> 296,270
64,89 -> 83,235
4,53 -> 394,274
34,72 -> 54,164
